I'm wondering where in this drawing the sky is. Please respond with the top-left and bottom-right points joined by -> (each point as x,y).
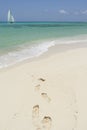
0,0 -> 87,21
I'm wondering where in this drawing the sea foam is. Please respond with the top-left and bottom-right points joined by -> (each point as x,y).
0,40 -> 55,69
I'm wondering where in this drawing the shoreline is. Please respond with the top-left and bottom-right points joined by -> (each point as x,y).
1,38 -> 87,72
0,33 -> 87,70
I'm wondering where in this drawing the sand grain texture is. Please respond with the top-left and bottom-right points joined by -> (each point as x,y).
0,47 -> 87,130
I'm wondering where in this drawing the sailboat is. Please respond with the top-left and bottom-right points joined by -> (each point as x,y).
8,10 -> 15,23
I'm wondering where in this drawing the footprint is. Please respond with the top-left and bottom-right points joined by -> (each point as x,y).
32,105 -> 40,128
38,78 -> 46,82
41,93 -> 51,103
42,116 -> 52,130
32,105 -> 39,118
35,84 -> 41,91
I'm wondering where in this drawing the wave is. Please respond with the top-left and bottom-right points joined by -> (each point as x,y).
0,40 -> 55,69
0,34 -> 87,69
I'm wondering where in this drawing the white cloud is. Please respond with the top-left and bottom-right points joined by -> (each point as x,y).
58,9 -> 87,15
59,9 -> 68,14
81,10 -> 87,15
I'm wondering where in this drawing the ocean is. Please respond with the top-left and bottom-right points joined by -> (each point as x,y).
0,22 -> 87,68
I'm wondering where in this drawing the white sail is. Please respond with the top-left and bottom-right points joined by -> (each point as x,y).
8,10 -> 14,23
11,15 -> 14,22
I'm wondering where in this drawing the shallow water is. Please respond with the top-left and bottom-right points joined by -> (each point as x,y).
0,22 -> 87,68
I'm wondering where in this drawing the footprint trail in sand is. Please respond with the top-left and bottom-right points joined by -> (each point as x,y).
32,77 -> 52,130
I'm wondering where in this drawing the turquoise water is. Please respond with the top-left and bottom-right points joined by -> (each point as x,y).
0,22 -> 87,68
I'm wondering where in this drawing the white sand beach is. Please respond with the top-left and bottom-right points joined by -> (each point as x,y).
0,45 -> 87,130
